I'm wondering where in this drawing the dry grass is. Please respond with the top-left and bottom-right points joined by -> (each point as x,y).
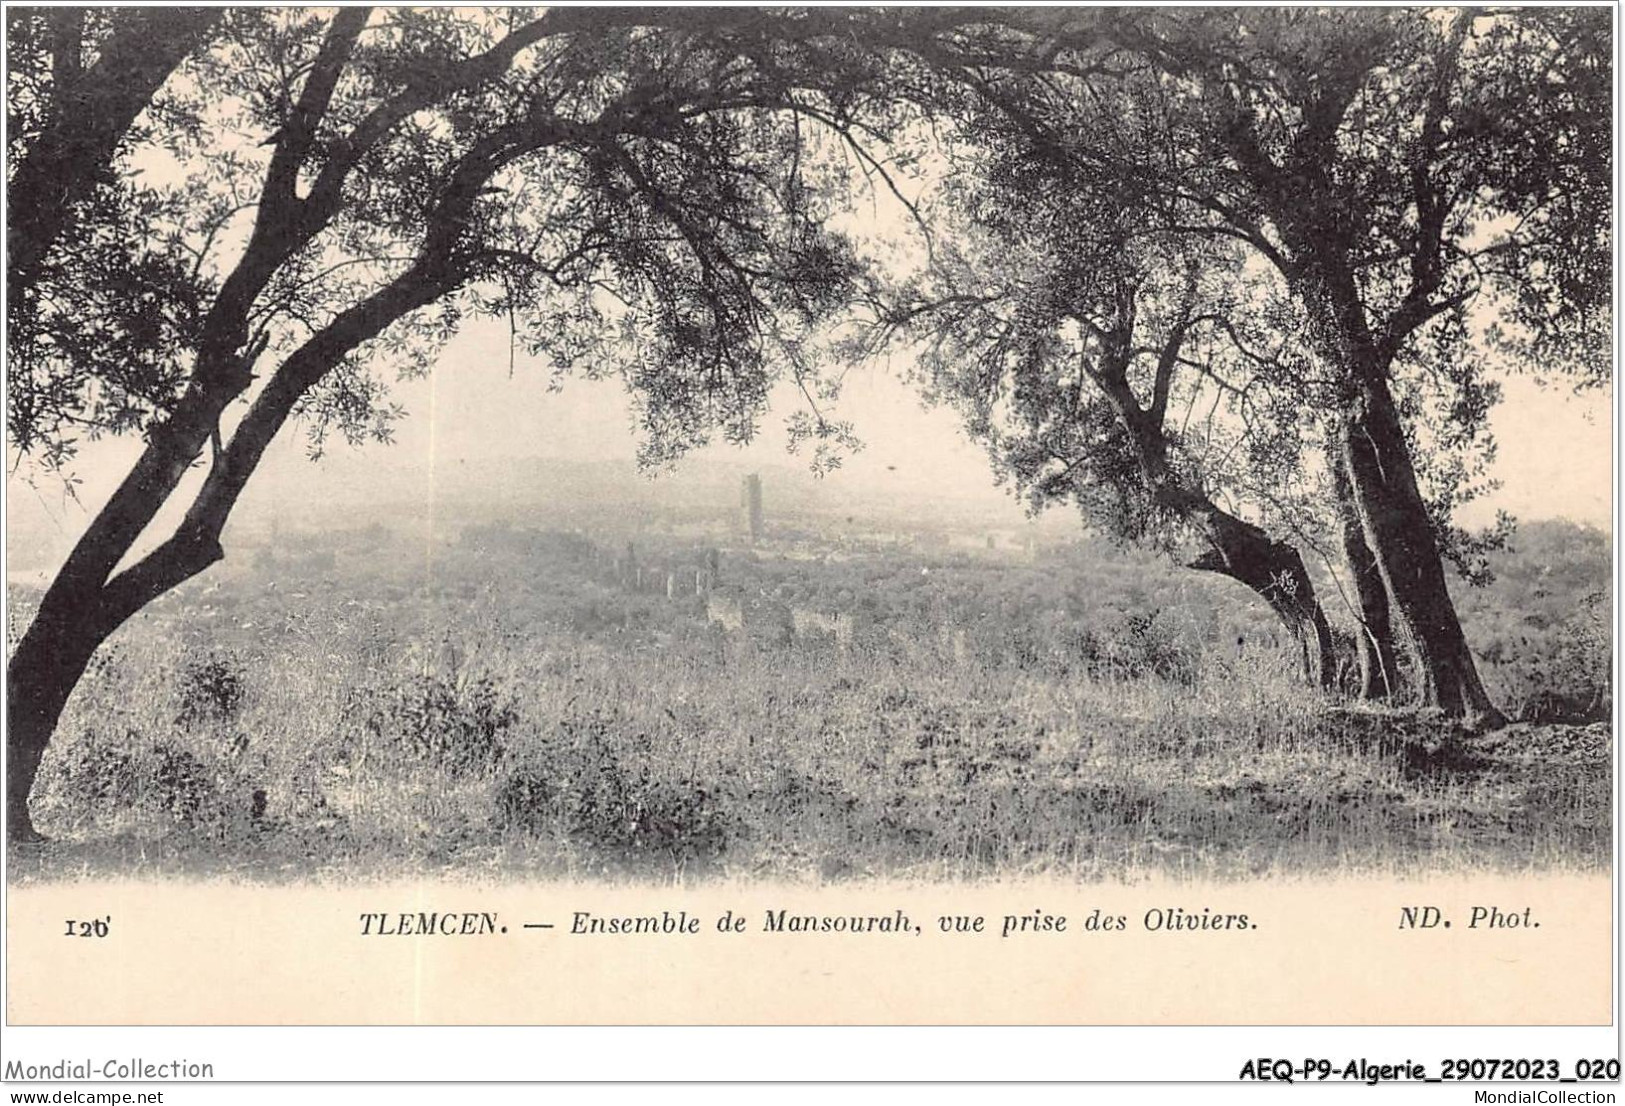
11,598 -> 1610,886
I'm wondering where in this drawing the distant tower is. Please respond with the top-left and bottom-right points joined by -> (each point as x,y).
741,474 -> 764,544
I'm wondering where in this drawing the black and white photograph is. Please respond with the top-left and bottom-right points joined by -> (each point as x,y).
0,0 -> 1616,1082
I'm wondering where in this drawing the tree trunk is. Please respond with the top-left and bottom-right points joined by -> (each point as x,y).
1287,251 -> 1504,728
1340,376 -> 1506,728
6,255 -> 457,841
1330,451 -> 1401,700
6,599 -> 111,842
6,378 -> 233,841
1080,327 -> 1336,691
1188,510 -> 1335,690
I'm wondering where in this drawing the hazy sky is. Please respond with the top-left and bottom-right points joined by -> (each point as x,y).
7,311 -> 1612,570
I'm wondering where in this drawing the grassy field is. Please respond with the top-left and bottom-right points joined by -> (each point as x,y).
9,542 -> 1611,884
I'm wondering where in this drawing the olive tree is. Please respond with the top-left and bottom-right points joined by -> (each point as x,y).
4,6 -> 946,841
887,7 -> 1609,724
861,135 -> 1352,688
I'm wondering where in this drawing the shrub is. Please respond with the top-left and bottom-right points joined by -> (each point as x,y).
350,671 -> 517,775
493,767 -> 556,835
573,775 -> 731,864
38,730 -> 224,835
1070,609 -> 1198,684
175,652 -> 247,727
1480,589 -> 1611,723
148,742 -> 219,827
493,712 -> 734,867
45,728 -> 144,818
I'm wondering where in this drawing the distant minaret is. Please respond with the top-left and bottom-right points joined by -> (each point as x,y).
741,473 -> 763,544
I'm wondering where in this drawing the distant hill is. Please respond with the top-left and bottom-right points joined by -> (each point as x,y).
5,452 -> 1051,572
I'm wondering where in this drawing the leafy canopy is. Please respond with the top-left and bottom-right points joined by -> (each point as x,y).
8,8 -> 946,480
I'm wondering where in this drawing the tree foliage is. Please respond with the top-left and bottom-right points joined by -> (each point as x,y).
7,7 -> 223,469
873,122 -> 1327,563
10,9 -> 928,478
889,6 -> 1608,563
